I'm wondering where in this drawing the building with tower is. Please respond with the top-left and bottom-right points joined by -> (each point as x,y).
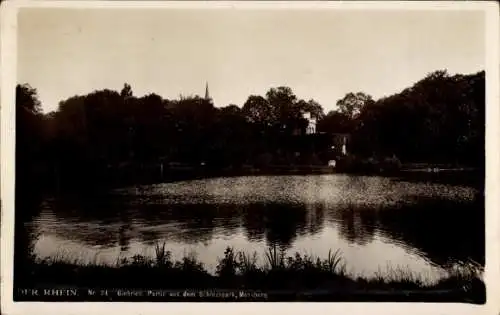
303,112 -> 317,134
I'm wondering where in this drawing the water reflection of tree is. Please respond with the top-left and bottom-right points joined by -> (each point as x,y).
126,204 -> 218,244
329,194 -> 484,267
136,203 -> 239,244
305,203 -> 325,235
336,206 -> 377,246
374,196 -> 485,267
263,203 -> 307,251
241,205 -> 266,242
212,204 -> 242,237
240,202 -> 325,249
360,212 -> 377,244
33,194 -> 335,254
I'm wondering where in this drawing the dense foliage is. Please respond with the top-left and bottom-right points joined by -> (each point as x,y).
16,69 -> 484,191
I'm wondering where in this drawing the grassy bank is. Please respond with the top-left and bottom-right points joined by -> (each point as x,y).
16,245 -> 485,303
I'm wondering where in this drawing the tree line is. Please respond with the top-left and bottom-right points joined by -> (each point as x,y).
16,69 -> 484,192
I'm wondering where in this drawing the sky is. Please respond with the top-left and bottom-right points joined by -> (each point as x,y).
17,7 -> 485,113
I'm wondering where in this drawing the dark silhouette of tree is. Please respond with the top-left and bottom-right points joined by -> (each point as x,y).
17,84 -> 42,114
242,95 -> 274,126
301,99 -> 325,120
14,69 -> 484,192
265,86 -> 303,133
350,70 -> 485,164
120,83 -> 133,99
335,92 -> 374,119
16,84 -> 46,196
317,110 -> 352,134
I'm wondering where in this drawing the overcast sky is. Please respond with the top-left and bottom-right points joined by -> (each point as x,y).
18,7 -> 485,113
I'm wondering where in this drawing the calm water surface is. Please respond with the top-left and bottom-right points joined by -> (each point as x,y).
26,174 -> 483,281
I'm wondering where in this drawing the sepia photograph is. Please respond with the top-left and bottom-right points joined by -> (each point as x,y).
1,1 -> 499,314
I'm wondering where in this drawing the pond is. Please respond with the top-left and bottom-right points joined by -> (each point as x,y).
25,174 -> 484,281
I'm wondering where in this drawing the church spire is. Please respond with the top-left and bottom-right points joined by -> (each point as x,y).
205,82 -> 210,100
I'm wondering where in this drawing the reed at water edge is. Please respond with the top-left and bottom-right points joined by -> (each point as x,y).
16,242 -> 485,303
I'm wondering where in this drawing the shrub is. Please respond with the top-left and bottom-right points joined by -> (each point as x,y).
216,247 -> 239,278
237,251 -> 258,274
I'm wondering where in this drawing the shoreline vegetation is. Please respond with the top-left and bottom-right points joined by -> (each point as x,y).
19,245 -> 485,303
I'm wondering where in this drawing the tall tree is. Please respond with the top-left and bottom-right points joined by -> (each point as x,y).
16,84 -> 46,194
17,84 -> 42,114
265,86 -> 299,125
317,110 -> 352,134
303,99 -> 325,120
242,95 -> 274,126
120,83 -> 133,99
336,92 -> 374,119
